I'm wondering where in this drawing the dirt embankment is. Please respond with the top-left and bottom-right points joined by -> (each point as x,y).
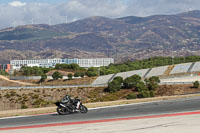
0,75 -> 36,86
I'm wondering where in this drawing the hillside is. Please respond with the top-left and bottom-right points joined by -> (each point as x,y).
1,11 -> 200,63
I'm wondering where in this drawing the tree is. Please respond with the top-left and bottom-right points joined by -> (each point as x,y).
123,75 -> 141,89
80,72 -> 85,78
126,93 -> 137,99
136,81 -> 148,92
52,71 -> 63,80
145,76 -> 160,91
69,63 -> 80,70
86,67 -> 98,77
113,76 -> 123,84
40,74 -> 47,83
107,80 -> 121,93
137,91 -> 151,98
74,72 -> 81,77
67,73 -> 73,80
193,81 -> 199,88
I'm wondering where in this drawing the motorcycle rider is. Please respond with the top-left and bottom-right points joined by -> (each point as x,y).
61,94 -> 80,112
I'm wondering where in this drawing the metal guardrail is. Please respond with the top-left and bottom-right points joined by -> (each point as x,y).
0,84 -> 108,90
0,81 -> 194,90
159,82 -> 193,85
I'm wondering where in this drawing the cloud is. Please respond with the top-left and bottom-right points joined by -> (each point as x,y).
8,1 -> 26,7
0,0 -> 200,29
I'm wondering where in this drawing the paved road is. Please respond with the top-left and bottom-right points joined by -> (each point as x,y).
0,96 -> 200,128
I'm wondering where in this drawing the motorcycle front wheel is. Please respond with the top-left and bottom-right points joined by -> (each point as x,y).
57,107 -> 70,115
79,105 -> 88,113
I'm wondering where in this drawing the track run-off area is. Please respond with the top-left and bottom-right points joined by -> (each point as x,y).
0,96 -> 200,132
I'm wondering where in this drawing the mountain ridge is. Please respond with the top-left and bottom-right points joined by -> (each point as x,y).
1,10 -> 200,63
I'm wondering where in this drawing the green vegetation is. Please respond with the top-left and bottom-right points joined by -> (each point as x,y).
21,66 -> 52,76
100,56 -> 200,75
52,71 -> 63,80
86,67 -> 98,77
145,76 -> 161,91
107,74 -> 160,99
0,70 -> 8,75
17,55 -> 200,78
107,76 -> 124,93
55,63 -> 84,70
67,73 -> 73,80
193,81 -> 199,88
123,75 -> 141,89
107,80 -> 121,93
21,104 -> 28,109
40,74 -> 47,83
0,28 -> 67,41
74,72 -> 81,77
126,93 -> 137,99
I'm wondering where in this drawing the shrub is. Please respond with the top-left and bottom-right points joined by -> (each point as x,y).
40,74 -> 47,83
21,104 -> 28,109
123,75 -> 141,89
32,94 -> 39,99
136,81 -> 148,92
67,73 -> 73,80
150,90 -> 155,97
137,91 -> 151,98
4,93 -> 11,98
126,93 -> 137,99
10,91 -> 17,96
80,72 -> 85,78
113,76 -> 123,84
86,67 -> 98,77
193,81 -> 199,88
52,71 -> 63,80
74,72 -> 81,77
107,80 -> 121,93
145,76 -> 160,91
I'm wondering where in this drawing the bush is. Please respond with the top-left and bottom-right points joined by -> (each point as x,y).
80,72 -> 85,78
67,73 -> 73,80
74,72 -> 81,77
40,74 -> 47,83
86,67 -> 98,77
55,63 -> 81,70
113,76 -> 123,84
52,71 -> 63,80
123,75 -> 141,89
193,81 -> 199,88
126,93 -> 137,99
137,91 -> 151,98
136,81 -> 148,92
150,90 -> 155,97
21,104 -> 28,109
107,80 -> 121,93
0,70 -> 8,75
145,76 -> 160,91
86,71 -> 97,77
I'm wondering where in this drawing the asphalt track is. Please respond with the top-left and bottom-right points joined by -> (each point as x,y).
0,96 -> 200,129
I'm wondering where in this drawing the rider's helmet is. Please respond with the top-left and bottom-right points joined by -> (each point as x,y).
61,94 -> 71,103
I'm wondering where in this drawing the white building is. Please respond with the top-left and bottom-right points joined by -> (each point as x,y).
10,58 -> 114,70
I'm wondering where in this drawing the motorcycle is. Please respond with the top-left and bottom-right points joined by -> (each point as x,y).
55,98 -> 88,115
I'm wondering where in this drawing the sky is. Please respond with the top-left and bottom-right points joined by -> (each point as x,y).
0,0 -> 199,29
